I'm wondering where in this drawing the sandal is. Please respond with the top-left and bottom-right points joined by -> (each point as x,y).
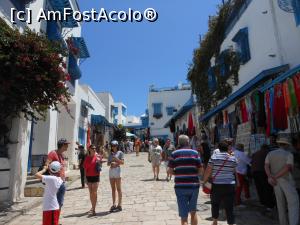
116,205 -> 122,211
109,205 -> 116,212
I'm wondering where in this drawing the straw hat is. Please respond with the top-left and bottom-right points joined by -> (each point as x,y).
276,137 -> 291,146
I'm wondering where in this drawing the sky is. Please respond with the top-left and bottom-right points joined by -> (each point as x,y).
78,0 -> 221,116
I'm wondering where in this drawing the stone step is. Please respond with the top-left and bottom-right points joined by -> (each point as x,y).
24,183 -> 44,197
25,178 -> 41,186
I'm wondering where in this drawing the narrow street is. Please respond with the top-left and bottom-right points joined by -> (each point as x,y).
8,153 -> 278,225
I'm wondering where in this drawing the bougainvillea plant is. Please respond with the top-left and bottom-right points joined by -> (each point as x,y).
0,17 -> 71,154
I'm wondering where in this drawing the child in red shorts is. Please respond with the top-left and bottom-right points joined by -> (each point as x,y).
35,161 -> 63,225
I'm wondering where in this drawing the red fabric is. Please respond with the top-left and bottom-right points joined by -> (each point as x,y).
240,99 -> 249,123
43,210 -> 60,225
86,125 -> 91,149
282,81 -> 291,115
187,112 -> 195,137
223,110 -> 229,125
83,154 -> 100,177
47,151 -> 65,180
293,73 -> 300,105
273,83 -> 288,130
235,173 -> 250,205
265,91 -> 271,137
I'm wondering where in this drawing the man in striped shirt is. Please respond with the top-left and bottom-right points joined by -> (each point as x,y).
168,135 -> 203,225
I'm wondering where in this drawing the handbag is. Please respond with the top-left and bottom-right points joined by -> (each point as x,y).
202,155 -> 230,194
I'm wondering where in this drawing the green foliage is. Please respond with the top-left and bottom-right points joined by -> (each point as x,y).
113,127 -> 127,142
187,0 -> 243,113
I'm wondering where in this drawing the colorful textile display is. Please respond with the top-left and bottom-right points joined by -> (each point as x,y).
282,80 -> 291,115
265,90 -> 271,137
240,99 -> 249,123
273,83 -> 288,130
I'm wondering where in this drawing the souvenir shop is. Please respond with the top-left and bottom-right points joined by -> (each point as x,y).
201,64 -> 300,155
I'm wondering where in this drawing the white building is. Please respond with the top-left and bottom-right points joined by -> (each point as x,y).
0,0 -> 91,204
199,0 -> 300,149
97,92 -> 115,124
148,83 -> 192,140
126,116 -> 141,126
113,102 -> 127,126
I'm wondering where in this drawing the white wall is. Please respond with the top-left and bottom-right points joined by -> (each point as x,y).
97,92 -> 115,123
148,88 -> 191,139
219,0 -> 300,94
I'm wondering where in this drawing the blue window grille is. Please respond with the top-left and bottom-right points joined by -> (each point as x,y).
78,127 -> 86,146
68,53 -> 81,80
166,107 -> 175,116
122,106 -> 127,117
46,20 -> 61,41
152,103 -> 163,118
293,0 -> 300,26
208,67 -> 217,92
232,27 -> 251,64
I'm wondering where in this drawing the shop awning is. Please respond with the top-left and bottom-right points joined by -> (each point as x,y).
164,97 -> 195,128
91,114 -> 110,126
260,64 -> 300,92
126,132 -> 136,137
70,37 -> 90,59
48,0 -> 78,28
199,64 -> 289,122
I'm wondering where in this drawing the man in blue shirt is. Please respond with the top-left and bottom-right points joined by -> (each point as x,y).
168,135 -> 203,225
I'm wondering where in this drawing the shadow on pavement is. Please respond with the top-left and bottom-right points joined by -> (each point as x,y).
140,178 -> 168,182
64,211 -> 111,218
66,187 -> 83,192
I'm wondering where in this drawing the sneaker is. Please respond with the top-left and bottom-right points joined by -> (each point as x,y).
109,205 -> 116,212
116,205 -> 122,211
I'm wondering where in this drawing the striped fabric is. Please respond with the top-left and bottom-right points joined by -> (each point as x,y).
169,149 -> 202,189
209,152 -> 237,184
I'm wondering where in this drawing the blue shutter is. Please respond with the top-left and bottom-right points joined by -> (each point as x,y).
10,0 -> 26,11
68,53 -> 82,80
208,67 -> 217,92
47,20 -> 61,41
293,0 -> 300,26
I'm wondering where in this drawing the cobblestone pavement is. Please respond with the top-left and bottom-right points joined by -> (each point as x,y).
8,153 -> 279,225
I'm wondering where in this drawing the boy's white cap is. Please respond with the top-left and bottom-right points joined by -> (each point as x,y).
49,161 -> 61,174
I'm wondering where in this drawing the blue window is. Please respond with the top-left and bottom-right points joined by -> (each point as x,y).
113,107 -> 118,115
166,107 -> 175,116
293,0 -> 300,26
152,103 -> 163,118
208,67 -> 217,92
232,27 -> 251,64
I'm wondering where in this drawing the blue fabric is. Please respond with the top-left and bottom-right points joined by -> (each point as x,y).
175,188 -> 199,218
169,149 -> 202,189
57,182 -> 66,208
